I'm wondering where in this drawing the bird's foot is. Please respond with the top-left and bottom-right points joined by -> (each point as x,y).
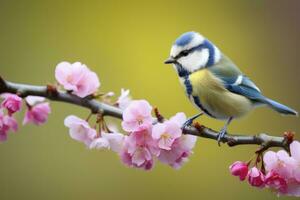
217,117 -> 233,146
217,128 -> 227,146
182,113 -> 203,128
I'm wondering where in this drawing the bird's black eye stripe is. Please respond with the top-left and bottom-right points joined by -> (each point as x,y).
175,49 -> 190,59
175,43 -> 206,59
181,50 -> 189,56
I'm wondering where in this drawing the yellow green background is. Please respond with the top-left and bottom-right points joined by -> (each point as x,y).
0,0 -> 299,199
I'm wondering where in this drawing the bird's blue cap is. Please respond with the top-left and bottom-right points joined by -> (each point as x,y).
174,31 -> 196,46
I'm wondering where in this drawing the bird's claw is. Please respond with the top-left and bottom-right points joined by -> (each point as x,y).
182,119 -> 194,128
182,113 -> 203,128
217,128 -> 227,146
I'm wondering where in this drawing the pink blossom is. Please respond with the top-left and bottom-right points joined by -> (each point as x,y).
263,142 -> 300,197
1,93 -> 22,115
263,150 -> 296,179
120,129 -> 159,170
23,102 -> 51,125
152,120 -> 182,150
155,113 -> 197,169
0,110 -> 18,142
169,112 -> 187,127
158,134 -> 197,169
121,145 -> 154,170
265,170 -> 287,194
55,61 -> 100,98
248,167 -> 265,188
64,115 -> 97,146
290,141 -> 300,182
90,132 -> 125,153
89,137 -> 110,149
25,96 -> 45,106
117,89 -> 131,110
229,161 -> 249,181
121,100 -> 153,132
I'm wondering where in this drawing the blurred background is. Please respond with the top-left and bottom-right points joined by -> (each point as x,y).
0,0 -> 299,199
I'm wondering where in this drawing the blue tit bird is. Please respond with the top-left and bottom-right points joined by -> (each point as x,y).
164,31 -> 298,145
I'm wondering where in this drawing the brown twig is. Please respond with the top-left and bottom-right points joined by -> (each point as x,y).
0,77 -> 292,151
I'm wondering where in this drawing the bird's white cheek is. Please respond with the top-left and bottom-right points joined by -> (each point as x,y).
178,49 -> 209,72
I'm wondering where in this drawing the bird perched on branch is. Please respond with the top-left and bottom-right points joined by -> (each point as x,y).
164,31 -> 297,145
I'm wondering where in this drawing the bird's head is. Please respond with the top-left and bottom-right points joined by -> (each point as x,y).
164,31 -> 221,76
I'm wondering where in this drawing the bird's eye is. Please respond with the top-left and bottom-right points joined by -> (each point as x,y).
181,50 -> 189,57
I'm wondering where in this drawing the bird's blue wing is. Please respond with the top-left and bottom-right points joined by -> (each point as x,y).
208,56 -> 297,115
219,75 -> 266,102
208,55 -> 265,102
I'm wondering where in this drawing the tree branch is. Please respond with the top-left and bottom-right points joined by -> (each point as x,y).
0,76 -> 292,151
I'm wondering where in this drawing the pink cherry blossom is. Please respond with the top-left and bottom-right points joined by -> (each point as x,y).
152,120 -> 182,150
262,142 -> 300,197
158,134 -> 197,169
156,113 -> 196,169
120,129 -> 159,170
121,145 -> 154,170
121,100 -> 153,132
64,115 -> 97,146
0,110 -> 18,142
290,141 -> 300,182
169,112 -> 187,127
89,132 -> 125,153
55,61 -> 100,98
263,150 -> 296,179
229,161 -> 249,181
117,89 -> 131,110
89,137 -> 110,150
248,167 -> 265,188
1,93 -> 22,115
265,170 -> 287,194
23,102 -> 51,125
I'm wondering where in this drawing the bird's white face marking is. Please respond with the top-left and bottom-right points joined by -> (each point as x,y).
177,49 -> 209,72
170,33 -> 205,58
168,31 -> 222,74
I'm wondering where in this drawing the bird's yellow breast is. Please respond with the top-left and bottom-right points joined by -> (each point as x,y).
187,69 -> 253,119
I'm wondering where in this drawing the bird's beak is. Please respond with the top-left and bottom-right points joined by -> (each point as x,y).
164,57 -> 176,64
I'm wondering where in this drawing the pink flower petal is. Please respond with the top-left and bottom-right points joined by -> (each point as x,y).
64,115 -> 96,146
122,100 -> 153,132
102,133 -> 125,153
169,112 -> 187,127
25,96 -> 45,106
89,137 -> 110,150
229,161 -> 248,181
23,102 -> 51,125
1,93 -> 22,115
291,141 -> 300,161
263,151 -> 278,171
55,61 -> 100,98
152,123 -> 165,139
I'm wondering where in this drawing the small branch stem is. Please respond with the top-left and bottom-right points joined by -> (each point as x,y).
0,77 -> 291,151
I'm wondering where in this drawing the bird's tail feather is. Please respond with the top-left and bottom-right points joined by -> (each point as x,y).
264,98 -> 298,116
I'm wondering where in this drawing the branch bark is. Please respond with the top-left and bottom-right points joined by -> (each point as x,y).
0,76 -> 291,151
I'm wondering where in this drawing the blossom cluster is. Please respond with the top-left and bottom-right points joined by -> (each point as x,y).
229,141 -> 300,197
121,100 -> 197,169
0,94 -> 51,141
0,61 -> 100,142
64,99 -> 197,170
55,61 -> 197,169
